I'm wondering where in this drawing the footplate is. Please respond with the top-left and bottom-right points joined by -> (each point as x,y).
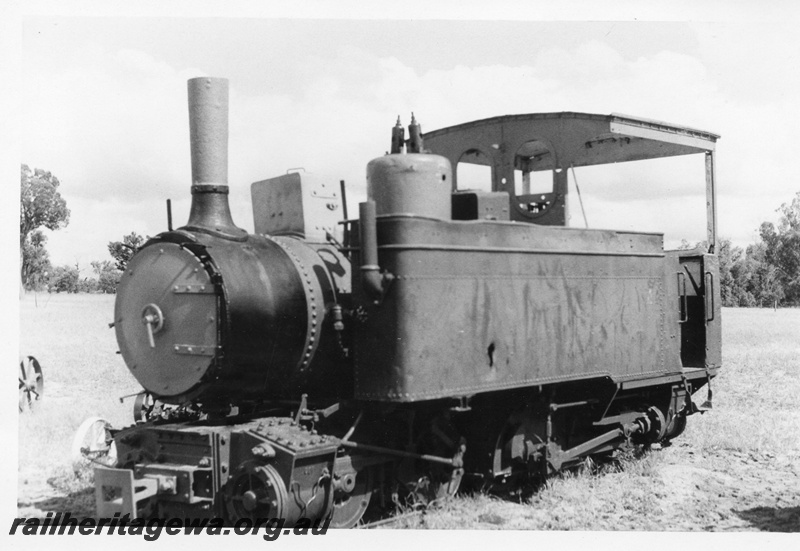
95,466 -> 158,518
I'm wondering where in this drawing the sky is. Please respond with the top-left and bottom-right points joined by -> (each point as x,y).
10,2 -> 800,273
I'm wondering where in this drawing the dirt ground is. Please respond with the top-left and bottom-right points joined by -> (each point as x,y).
653,443 -> 800,531
16,296 -> 800,532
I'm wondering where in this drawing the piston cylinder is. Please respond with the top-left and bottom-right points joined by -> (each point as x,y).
367,154 -> 452,219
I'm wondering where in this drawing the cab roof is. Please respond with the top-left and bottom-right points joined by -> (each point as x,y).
423,112 -> 719,171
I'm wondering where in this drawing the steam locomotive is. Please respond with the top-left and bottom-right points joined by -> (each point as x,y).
95,77 -> 721,527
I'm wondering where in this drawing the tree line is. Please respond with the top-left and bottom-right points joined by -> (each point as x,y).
715,192 -> 800,307
19,164 -> 800,306
20,164 -> 144,294
22,228 -> 144,295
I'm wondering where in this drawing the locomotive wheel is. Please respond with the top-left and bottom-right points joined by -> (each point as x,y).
19,356 -> 43,412
402,466 -> 464,507
330,467 -> 375,528
430,465 -> 464,501
71,417 -> 117,466
225,462 -> 287,522
644,406 -> 667,443
409,415 -> 466,505
663,412 -> 688,442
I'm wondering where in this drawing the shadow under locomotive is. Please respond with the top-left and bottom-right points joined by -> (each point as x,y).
735,506 -> 800,532
95,77 -> 721,528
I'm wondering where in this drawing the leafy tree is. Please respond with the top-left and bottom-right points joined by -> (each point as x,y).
21,230 -> 53,291
710,192 -> 799,307
77,277 -> 99,294
753,262 -> 784,306
716,238 -> 742,307
49,265 -> 80,293
727,247 -> 757,307
20,165 -> 70,287
108,232 -> 146,271
91,260 -> 122,294
759,192 -> 800,303
779,192 -> 800,231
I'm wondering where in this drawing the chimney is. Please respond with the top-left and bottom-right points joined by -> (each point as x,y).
183,77 -> 246,240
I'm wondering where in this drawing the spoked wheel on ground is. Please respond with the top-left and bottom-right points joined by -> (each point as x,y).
71,417 -> 117,467
19,355 -> 43,412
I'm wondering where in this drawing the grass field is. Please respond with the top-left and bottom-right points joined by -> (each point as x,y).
17,295 -> 800,530
18,293 -> 138,516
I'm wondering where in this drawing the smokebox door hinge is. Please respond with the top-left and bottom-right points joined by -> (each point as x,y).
172,284 -> 215,294
173,344 -> 219,356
